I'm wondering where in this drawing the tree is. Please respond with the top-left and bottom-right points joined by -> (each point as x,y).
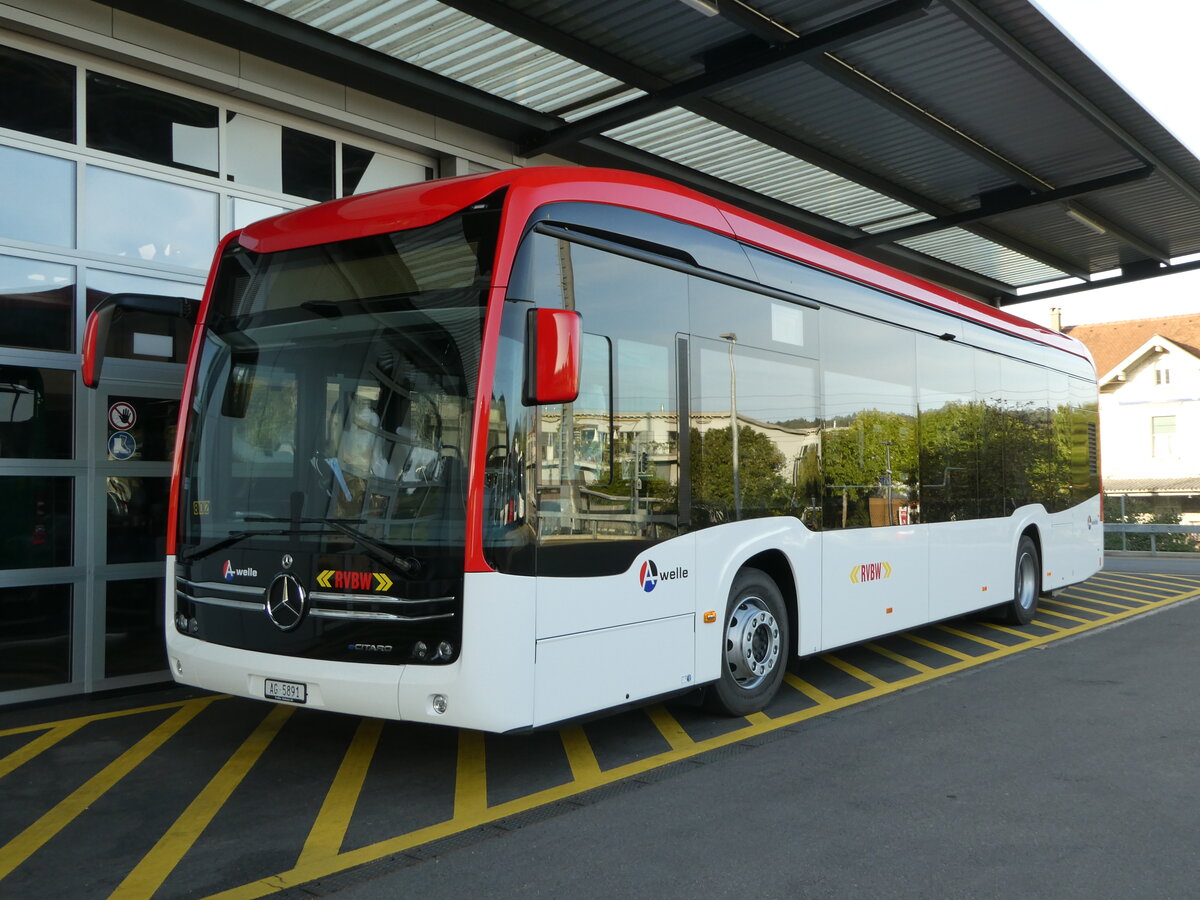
690,425 -> 795,522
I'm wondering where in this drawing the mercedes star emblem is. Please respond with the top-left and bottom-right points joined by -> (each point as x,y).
265,574 -> 306,631
281,553 -> 293,569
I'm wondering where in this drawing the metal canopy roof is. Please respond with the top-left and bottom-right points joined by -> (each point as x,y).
112,0 -> 1200,306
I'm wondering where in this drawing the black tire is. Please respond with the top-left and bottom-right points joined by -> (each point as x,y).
998,535 -> 1040,626
703,567 -> 789,716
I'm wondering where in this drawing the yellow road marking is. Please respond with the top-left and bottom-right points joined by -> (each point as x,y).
1036,604 -> 1092,624
1031,618 -> 1066,632
978,622 -> 1036,640
0,696 -> 227,740
1097,570 -> 1189,586
111,704 -> 294,900
1055,593 -> 1134,611
900,632 -> 973,661
1041,598 -> 1107,618
645,705 -> 696,752
297,717 -> 383,865
1089,579 -> 1169,597
1138,579 -> 1200,594
783,674 -> 835,704
936,624 -> 1007,650
0,697 -> 214,882
864,642 -> 934,673
453,731 -> 488,820
822,654 -> 888,689
1070,584 -> 1157,603
743,712 -> 772,726
205,582 -> 1200,900
559,727 -> 601,783
0,722 -> 86,781
1089,575 -> 1178,598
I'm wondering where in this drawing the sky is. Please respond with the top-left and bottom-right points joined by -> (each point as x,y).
1004,0 -> 1200,329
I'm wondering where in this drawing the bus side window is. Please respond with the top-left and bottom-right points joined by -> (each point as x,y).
689,336 -> 819,527
526,238 -> 686,577
999,357 -> 1049,514
820,309 -> 917,529
1068,377 -> 1100,507
917,336 -> 980,523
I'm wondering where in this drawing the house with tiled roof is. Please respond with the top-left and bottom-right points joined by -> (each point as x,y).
1062,312 -> 1200,522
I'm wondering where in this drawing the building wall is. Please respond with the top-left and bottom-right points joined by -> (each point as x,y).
1099,346 -> 1200,484
0,1 -> 549,705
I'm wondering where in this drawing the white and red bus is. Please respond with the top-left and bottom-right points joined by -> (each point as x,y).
83,167 -> 1102,732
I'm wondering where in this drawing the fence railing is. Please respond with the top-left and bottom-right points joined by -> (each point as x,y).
1103,522 -> 1200,553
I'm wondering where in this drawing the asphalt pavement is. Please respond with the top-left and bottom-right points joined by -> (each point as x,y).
322,569 -> 1200,900
1103,552 -> 1200,575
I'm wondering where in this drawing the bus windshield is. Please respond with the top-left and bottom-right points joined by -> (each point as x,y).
177,206 -> 497,565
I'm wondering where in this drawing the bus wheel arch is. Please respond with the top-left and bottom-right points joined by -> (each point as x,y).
999,527 -> 1041,626
741,549 -> 798,661
703,555 -> 793,716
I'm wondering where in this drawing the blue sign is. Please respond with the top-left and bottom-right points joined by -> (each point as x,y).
108,431 -> 137,460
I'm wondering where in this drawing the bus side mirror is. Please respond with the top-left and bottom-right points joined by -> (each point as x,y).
221,351 -> 259,419
82,293 -> 198,388
523,308 -> 581,405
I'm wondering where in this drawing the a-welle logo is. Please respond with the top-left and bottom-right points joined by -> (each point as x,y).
638,559 -> 688,593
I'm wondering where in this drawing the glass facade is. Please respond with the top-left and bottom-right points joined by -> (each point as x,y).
0,255 -> 75,351
0,38 -> 435,704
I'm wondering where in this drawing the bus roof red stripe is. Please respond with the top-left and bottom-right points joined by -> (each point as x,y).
237,166 -> 1093,365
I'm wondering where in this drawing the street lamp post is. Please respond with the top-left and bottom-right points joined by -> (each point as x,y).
719,333 -> 740,521
881,440 -> 894,526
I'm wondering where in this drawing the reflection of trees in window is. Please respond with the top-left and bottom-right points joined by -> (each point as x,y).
822,410 -> 917,529
918,401 -> 981,522
689,338 -> 818,527
691,425 -> 789,523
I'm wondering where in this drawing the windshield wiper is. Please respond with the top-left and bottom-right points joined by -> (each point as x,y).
177,527 -> 295,563
242,516 -> 420,576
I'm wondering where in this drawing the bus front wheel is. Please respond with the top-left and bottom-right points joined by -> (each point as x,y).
998,535 -> 1040,626
704,567 -> 789,716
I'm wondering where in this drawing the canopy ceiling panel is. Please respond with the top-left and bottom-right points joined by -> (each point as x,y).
109,0 -> 1200,305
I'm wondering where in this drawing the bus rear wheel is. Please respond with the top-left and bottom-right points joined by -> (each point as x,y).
704,567 -> 789,716
998,535 -> 1040,626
